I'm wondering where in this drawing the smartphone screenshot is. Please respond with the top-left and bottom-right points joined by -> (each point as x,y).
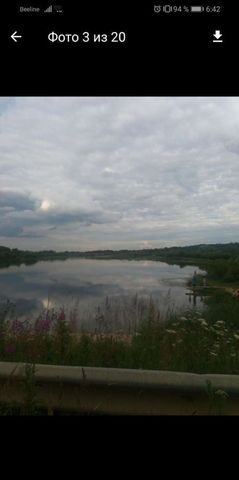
1,1 -> 239,417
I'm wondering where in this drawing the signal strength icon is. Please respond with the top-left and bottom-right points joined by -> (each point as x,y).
44,5 -> 53,13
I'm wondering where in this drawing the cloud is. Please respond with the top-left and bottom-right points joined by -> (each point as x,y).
0,190 -> 37,212
1,97 -> 239,249
0,202 -> 117,238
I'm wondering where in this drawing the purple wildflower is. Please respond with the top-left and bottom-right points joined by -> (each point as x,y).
35,317 -> 51,333
11,319 -> 24,334
58,309 -> 66,322
5,343 -> 16,354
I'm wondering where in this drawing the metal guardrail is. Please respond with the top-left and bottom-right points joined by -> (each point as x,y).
1,361 -> 239,414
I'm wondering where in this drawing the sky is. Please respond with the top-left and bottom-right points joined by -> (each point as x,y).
0,96 -> 239,251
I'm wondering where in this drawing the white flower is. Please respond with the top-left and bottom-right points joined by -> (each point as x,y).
215,389 -> 229,399
165,329 -> 177,334
198,319 -> 208,326
234,334 -> 239,340
216,331 -> 225,337
210,352 -> 217,357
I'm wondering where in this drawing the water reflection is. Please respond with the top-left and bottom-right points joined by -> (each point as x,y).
0,258 -> 205,327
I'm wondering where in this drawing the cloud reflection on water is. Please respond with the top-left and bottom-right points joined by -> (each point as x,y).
0,258 -> 205,326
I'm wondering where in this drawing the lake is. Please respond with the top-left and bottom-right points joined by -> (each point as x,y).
0,258 -> 205,331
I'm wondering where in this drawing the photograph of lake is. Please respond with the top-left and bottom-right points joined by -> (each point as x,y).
0,258 -> 205,330
1,97 -> 239,411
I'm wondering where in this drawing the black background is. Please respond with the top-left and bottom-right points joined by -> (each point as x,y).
0,0 -> 238,442
1,1 -> 237,95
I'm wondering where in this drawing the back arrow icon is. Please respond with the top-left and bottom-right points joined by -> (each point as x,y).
11,31 -> 22,42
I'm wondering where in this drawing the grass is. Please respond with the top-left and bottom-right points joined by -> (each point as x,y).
1,291 -> 239,374
187,272 -> 239,288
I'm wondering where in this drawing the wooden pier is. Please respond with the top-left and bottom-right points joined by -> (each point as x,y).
186,285 -> 234,298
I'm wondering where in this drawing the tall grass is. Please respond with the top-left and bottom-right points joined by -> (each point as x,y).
1,292 -> 239,374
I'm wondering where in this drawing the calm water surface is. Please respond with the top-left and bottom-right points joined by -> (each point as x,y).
0,258 -> 205,330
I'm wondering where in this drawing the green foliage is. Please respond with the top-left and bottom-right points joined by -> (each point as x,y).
22,363 -> 37,415
1,292 -> 239,375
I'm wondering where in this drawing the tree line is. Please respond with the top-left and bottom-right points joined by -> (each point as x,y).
1,243 -> 239,282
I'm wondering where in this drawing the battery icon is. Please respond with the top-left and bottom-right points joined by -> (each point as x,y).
190,6 -> 204,12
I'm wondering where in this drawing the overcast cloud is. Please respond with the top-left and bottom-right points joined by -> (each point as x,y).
0,97 -> 239,250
